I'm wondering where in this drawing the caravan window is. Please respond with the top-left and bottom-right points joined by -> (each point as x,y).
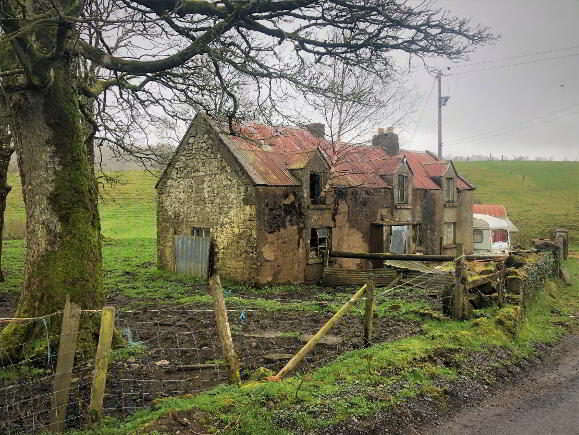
473,230 -> 484,243
492,230 -> 508,243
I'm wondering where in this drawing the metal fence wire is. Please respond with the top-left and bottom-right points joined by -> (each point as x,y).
0,252 -> 555,434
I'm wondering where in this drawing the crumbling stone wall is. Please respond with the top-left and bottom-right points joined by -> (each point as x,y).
332,187 -> 393,268
457,189 -> 474,254
255,186 -> 306,283
413,189 -> 444,255
156,116 -> 258,282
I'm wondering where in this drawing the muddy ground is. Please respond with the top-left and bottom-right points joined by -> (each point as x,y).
0,291 -> 424,435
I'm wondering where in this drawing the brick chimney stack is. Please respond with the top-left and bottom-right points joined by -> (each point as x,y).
372,127 -> 399,156
305,123 -> 325,138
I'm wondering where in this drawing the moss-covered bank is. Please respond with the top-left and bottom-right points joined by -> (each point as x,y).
68,262 -> 578,435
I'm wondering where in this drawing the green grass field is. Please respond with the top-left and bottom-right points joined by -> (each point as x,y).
2,164 -> 578,434
2,162 -> 578,295
455,161 -> 579,246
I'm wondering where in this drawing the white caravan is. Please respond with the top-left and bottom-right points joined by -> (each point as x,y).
473,213 -> 512,255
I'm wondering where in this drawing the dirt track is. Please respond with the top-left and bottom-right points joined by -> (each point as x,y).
426,334 -> 579,435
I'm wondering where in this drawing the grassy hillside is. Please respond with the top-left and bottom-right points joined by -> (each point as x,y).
2,171 -> 162,295
5,170 -> 158,239
455,161 -> 579,247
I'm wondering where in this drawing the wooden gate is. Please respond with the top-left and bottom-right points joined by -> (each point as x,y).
173,234 -> 211,280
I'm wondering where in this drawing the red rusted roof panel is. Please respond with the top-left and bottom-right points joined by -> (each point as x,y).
473,204 -> 507,217
400,151 -> 441,190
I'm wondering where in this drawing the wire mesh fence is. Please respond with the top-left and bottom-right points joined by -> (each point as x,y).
0,252 -> 556,434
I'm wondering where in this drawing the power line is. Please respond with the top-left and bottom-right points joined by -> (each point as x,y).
445,108 -> 579,147
448,45 -> 579,69
445,52 -> 579,76
409,77 -> 436,145
446,104 -> 579,145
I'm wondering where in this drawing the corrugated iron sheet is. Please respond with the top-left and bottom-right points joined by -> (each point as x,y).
173,235 -> 211,280
401,150 -> 443,190
212,119 -> 474,191
473,204 -> 507,217
217,122 -> 402,188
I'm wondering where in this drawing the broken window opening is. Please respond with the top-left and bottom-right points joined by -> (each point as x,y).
191,227 -> 210,238
445,177 -> 455,203
310,172 -> 323,205
310,227 -> 330,258
396,174 -> 408,203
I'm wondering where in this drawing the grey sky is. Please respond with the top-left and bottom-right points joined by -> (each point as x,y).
399,0 -> 579,160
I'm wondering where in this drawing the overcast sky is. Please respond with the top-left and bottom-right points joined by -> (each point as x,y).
398,0 -> 579,160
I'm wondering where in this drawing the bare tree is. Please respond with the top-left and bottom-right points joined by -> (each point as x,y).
0,0 -> 494,348
296,49 -> 417,186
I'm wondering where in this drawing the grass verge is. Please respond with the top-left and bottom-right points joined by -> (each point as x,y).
70,257 -> 578,435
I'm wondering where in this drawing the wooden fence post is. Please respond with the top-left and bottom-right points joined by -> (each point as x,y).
49,295 -> 81,433
453,259 -> 466,320
276,283 -> 368,379
497,262 -> 505,307
208,275 -> 241,385
363,274 -> 375,348
88,306 -> 116,423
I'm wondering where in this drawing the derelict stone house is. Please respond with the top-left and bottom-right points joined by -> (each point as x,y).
156,114 -> 474,284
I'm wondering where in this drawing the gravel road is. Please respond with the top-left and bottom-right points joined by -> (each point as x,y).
426,334 -> 579,435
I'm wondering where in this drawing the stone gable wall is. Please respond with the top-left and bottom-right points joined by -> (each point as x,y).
156,117 -> 258,282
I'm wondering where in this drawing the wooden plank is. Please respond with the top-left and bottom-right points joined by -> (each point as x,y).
275,284 -> 368,379
49,296 -> 81,433
465,271 -> 504,290
363,275 -> 375,348
321,267 -> 396,286
208,275 -> 241,385
88,306 -> 115,424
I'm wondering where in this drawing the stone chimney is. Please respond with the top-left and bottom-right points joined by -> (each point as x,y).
305,123 -> 325,138
372,127 -> 399,156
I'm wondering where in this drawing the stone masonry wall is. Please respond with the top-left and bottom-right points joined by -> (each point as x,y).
156,116 -> 258,282
332,187 -> 393,269
255,186 -> 306,283
457,189 -> 474,254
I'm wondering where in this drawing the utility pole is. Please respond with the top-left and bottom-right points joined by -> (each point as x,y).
437,71 -> 442,159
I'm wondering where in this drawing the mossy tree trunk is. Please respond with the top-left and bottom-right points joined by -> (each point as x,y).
10,62 -> 103,317
0,137 -> 13,283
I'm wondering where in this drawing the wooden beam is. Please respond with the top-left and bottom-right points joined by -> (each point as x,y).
330,251 -> 509,262
49,296 -> 81,433
465,270 -> 505,290
276,284 -> 368,379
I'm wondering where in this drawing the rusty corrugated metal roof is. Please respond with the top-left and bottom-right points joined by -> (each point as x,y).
209,118 -> 474,190
473,204 -> 507,217
216,121 -> 401,188
400,151 -> 442,190
400,151 -> 474,191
